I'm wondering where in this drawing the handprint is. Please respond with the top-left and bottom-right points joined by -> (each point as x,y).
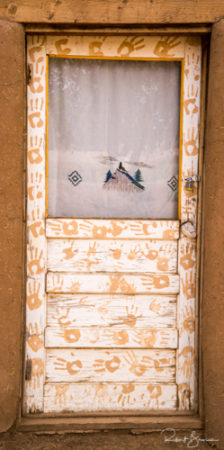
184,127 -> 199,156
89,36 -> 106,56
28,97 -> 44,128
117,36 -> 145,57
180,241 -> 195,270
184,84 -> 199,115
28,136 -> 43,164
141,274 -> 170,290
28,171 -> 43,201
28,208 -> 44,238
153,36 -> 181,57
181,271 -> 195,300
27,322 -> 43,352
27,280 -> 42,310
55,38 -> 71,55
27,247 -> 44,275
54,353 -> 82,375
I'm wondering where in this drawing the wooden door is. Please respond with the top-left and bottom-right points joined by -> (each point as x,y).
24,35 -> 201,414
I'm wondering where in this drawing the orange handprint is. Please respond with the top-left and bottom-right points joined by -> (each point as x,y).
153,36 -> 181,57
28,171 -> 43,201
144,243 -> 158,260
54,354 -> 82,375
184,127 -> 199,156
28,136 -> 43,164
27,247 -> 44,275
28,36 -> 45,62
55,38 -> 71,55
180,241 -> 195,270
89,36 -> 106,56
28,208 -> 44,238
28,97 -> 44,128
27,322 -> 43,352
117,36 -> 145,57
62,220 -> 78,236
184,84 -> 199,115
29,76 -> 44,94
27,280 -> 42,310
181,271 -> 195,300
141,274 -> 170,290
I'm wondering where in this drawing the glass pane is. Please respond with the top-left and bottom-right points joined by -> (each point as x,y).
48,58 -> 180,218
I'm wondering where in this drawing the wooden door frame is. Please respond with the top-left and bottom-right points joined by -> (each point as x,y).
1,10 -> 224,446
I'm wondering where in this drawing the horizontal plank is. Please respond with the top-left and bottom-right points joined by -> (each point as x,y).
46,349 -> 175,383
47,294 -> 177,328
45,326 -> 178,349
47,239 -> 177,273
44,383 -> 177,412
46,219 -> 179,240
2,1 -> 224,24
26,25 -> 211,34
47,272 -> 179,294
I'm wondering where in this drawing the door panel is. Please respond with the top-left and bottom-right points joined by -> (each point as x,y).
47,272 -> 180,294
25,34 -> 201,415
47,294 -> 176,327
46,218 -> 180,239
47,239 -> 178,273
44,383 -> 177,413
46,349 -> 176,383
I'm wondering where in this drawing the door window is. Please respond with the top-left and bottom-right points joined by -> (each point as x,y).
48,58 -> 180,218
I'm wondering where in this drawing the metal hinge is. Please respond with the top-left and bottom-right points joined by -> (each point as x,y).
184,175 -> 201,191
25,357 -> 32,381
26,64 -> 32,85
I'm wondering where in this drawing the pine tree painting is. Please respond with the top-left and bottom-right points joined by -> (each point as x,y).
105,170 -> 112,183
103,163 -> 145,192
135,169 -> 143,183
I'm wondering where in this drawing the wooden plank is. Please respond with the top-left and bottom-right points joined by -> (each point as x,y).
44,383 -> 177,412
25,25 -> 211,35
47,294 -> 177,328
46,35 -> 185,58
46,219 -> 179,240
47,272 -> 180,294
45,326 -> 178,349
2,1 -> 224,24
177,238 -> 196,411
46,349 -> 175,383
47,239 -> 177,273
176,38 -> 202,411
24,35 -> 47,414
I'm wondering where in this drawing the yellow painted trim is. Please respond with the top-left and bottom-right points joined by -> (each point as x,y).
46,52 -> 184,219
178,59 -> 185,220
45,54 -> 49,218
48,54 -> 184,62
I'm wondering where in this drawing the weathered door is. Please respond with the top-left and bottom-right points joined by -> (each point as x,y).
24,35 -> 201,414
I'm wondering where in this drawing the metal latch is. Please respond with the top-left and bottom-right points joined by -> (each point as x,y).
184,175 -> 201,191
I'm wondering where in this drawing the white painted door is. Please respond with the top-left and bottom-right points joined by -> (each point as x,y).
24,35 -> 201,414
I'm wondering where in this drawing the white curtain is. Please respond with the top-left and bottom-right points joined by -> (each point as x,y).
48,58 -> 180,218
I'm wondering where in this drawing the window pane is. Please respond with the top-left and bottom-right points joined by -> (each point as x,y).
48,58 -> 180,218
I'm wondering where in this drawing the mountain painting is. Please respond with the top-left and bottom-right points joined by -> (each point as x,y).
103,163 -> 145,192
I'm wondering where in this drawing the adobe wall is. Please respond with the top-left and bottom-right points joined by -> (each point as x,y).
0,19 -> 25,432
202,19 -> 224,447
0,4 -> 224,449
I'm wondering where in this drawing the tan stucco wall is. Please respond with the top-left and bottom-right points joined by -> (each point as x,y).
0,19 -> 25,432
202,19 -> 224,447
0,3 -> 224,448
